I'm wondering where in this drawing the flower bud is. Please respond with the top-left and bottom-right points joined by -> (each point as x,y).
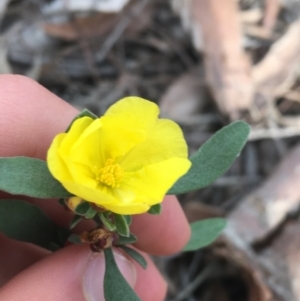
67,196 -> 84,211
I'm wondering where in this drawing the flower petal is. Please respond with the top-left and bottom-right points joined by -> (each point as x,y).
62,181 -> 116,205
69,119 -> 104,167
69,98 -> 160,165
99,97 -> 160,160
105,96 -> 159,126
103,201 -> 150,215
122,157 -> 191,202
121,119 -> 188,171
59,117 -> 94,156
47,133 -> 73,182
59,156 -> 97,188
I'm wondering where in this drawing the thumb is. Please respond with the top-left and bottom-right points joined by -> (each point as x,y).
0,244 -> 137,301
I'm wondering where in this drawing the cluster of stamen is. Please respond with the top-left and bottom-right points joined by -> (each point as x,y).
94,159 -> 123,188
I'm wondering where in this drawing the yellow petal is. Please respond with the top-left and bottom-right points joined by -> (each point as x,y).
105,97 -> 159,127
70,118 -> 103,167
70,116 -> 137,167
102,116 -> 145,159
49,117 -> 103,188
59,156 -> 97,188
59,117 -> 94,155
54,117 -> 100,186
122,158 -> 191,202
69,98 -> 160,166
121,119 -> 188,171
98,97 -> 160,160
62,181 -> 116,205
69,116 -> 137,169
103,200 -> 150,215
47,133 -> 73,182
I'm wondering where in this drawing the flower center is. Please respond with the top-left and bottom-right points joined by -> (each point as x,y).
95,159 -> 123,188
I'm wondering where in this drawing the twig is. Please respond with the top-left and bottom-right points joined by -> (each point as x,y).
281,90 -> 300,103
0,0 -> 10,25
71,14 -> 100,82
249,126 -> 300,140
171,265 -> 218,301
263,0 -> 281,30
253,19 -> 300,94
96,0 -> 148,62
174,0 -> 254,119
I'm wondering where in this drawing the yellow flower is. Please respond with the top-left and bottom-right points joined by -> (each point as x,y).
47,97 -> 191,215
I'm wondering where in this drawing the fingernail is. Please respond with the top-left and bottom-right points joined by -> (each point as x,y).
82,250 -> 137,301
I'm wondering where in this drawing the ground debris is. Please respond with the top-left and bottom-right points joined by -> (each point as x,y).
172,0 -> 254,120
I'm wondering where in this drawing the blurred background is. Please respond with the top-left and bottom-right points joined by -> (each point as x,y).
2,0 -> 300,300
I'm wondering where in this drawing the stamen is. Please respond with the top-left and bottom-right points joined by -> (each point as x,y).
94,159 -> 123,188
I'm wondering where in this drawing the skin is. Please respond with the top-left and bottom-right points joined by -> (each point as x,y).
0,75 -> 191,301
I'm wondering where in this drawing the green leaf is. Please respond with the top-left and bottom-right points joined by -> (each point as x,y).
74,202 -> 90,215
104,248 -> 141,301
119,245 -> 147,269
117,233 -> 138,245
85,207 -> 97,219
0,199 -> 69,249
148,204 -> 162,215
99,212 -> 116,231
74,202 -> 96,219
68,234 -> 82,244
114,214 -> 130,237
123,215 -> 132,226
65,109 -> 98,132
168,121 -> 250,194
69,215 -> 83,229
0,157 -> 72,198
183,218 -> 227,252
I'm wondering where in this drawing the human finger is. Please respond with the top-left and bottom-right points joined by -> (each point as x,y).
131,195 -> 190,255
0,234 -> 50,286
0,244 -> 166,301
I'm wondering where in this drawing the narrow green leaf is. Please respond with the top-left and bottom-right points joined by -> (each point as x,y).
0,199 -> 69,249
0,157 -> 72,198
99,212 -> 116,231
114,214 -> 130,237
74,202 -> 96,219
168,121 -> 250,194
74,202 -> 93,216
65,109 -> 98,132
68,234 -> 82,244
117,233 -> 138,245
69,215 -> 83,229
183,218 -> 227,252
119,245 -> 147,269
74,202 -> 90,215
148,204 -> 162,215
104,248 -> 141,301
123,215 -> 132,226
85,207 -> 97,219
